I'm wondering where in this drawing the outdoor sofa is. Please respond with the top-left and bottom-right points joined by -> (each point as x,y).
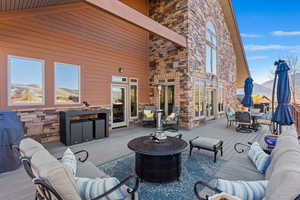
194,129 -> 300,200
14,138 -> 139,200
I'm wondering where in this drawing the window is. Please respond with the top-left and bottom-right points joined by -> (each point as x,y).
218,85 -> 224,112
8,56 -> 44,105
205,21 -> 217,75
130,78 -> 138,118
194,79 -> 205,117
55,62 -> 80,104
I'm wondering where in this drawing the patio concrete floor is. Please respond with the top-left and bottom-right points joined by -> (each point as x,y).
1,118 -> 295,200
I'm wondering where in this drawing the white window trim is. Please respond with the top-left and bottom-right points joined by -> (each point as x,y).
54,62 -> 81,105
111,84 -> 128,128
217,84 -> 224,113
129,78 -> 139,119
193,78 -> 206,119
205,21 -> 218,76
7,55 -> 45,106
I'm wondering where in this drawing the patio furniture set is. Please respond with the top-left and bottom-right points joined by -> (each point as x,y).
13,128 -> 226,200
194,127 -> 300,200
142,106 -> 180,131
226,108 -> 272,133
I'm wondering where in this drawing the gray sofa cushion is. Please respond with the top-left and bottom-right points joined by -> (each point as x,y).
265,134 -> 300,179
265,130 -> 300,200
265,150 -> 300,200
77,161 -> 108,179
216,156 -> 264,181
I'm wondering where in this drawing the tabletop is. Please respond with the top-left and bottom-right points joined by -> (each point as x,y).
128,136 -> 188,156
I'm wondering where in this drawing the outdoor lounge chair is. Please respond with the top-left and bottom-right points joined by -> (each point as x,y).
13,138 -> 139,200
142,105 -> 156,127
225,108 -> 236,128
235,111 -> 252,133
161,107 -> 180,131
194,130 -> 300,200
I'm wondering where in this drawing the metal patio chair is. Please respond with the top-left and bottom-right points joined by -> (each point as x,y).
235,111 -> 252,133
161,107 -> 180,131
225,108 -> 236,128
142,105 -> 156,127
12,141 -> 139,200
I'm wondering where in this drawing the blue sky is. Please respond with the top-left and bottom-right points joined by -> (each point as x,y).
10,57 -> 79,90
232,0 -> 300,84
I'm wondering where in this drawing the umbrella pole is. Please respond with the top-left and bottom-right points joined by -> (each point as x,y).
272,68 -> 278,135
279,125 -> 282,134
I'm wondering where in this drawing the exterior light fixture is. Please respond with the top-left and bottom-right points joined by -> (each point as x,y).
118,67 -> 124,73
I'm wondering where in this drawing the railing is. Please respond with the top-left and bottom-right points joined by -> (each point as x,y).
292,104 -> 300,134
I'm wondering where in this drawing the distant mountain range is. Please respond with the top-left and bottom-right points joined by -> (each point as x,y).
253,73 -> 300,102
11,84 -> 79,104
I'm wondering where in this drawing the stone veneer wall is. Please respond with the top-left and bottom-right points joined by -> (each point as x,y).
15,105 -> 110,143
149,0 -> 237,128
188,0 -> 237,127
149,0 -> 193,129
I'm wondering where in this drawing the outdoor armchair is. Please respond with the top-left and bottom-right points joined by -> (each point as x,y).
141,105 -> 156,127
235,111 -> 252,133
225,108 -> 236,128
13,138 -> 139,200
161,107 -> 180,131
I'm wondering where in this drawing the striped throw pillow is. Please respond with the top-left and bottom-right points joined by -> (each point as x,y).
60,148 -> 77,176
75,177 -> 126,200
215,179 -> 268,200
248,142 -> 271,174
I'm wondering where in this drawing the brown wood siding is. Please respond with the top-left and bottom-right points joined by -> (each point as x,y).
0,2 -> 150,109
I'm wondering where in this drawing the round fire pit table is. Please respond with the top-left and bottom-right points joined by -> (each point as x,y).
128,136 -> 187,183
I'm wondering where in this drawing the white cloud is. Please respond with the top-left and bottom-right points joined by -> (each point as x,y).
248,56 -> 268,60
241,33 -> 262,38
272,31 -> 300,36
244,44 -> 300,52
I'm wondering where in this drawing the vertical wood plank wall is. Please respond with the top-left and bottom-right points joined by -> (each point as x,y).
0,0 -> 150,109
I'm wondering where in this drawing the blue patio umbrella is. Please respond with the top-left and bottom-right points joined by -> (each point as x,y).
241,77 -> 254,107
272,61 -> 294,126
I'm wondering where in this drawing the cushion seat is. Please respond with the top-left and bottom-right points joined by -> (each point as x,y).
191,137 -> 222,150
142,117 -> 155,121
162,120 -> 177,125
190,136 -> 223,162
216,156 -> 265,181
228,117 -> 235,121
238,122 -> 252,125
257,119 -> 272,125
77,161 -> 108,179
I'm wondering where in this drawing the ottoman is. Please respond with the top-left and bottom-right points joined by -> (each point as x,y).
189,136 -> 223,163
